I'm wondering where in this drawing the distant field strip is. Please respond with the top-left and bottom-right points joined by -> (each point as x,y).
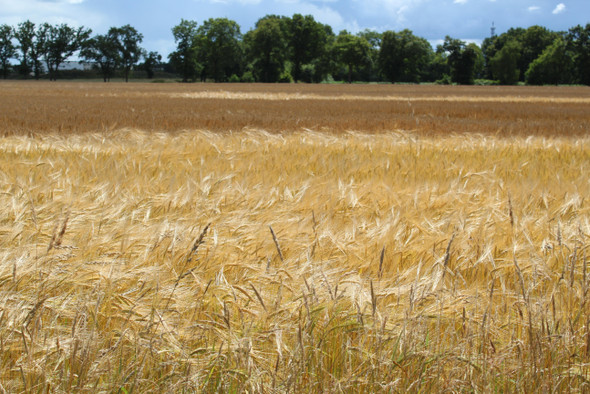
169,91 -> 590,103
1,82 -> 589,136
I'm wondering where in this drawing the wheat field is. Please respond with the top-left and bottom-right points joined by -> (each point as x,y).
1,83 -> 590,392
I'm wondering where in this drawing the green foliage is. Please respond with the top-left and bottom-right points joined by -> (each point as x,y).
519,26 -> 559,78
82,25 -> 144,83
81,32 -> 120,82
278,70 -> 293,83
473,79 -> 500,85
442,36 -> 478,85
197,18 -> 243,82
525,37 -> 574,85
490,40 -> 521,85
468,43 -> 485,79
379,29 -> 433,83
3,16 -> 588,85
42,23 -> 92,80
483,25 -> 559,82
13,20 -> 35,77
333,32 -> 371,83
142,51 -> 162,79
169,19 -> 200,82
566,24 -> 590,85
30,24 -> 48,79
244,16 -> 288,82
0,24 -> 16,79
112,25 -> 143,82
356,29 -> 382,81
240,71 -> 255,82
435,74 -> 452,85
286,14 -> 330,82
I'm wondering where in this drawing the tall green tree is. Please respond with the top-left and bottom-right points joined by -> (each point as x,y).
333,32 -> 371,83
525,37 -> 574,85
30,24 -> 49,79
142,51 -> 162,79
483,26 -> 558,81
42,23 -> 91,80
81,31 -> 120,82
112,25 -> 143,82
169,19 -> 200,82
0,24 -> 16,79
442,36 -> 478,84
356,29 -> 382,81
490,39 -> 521,84
307,23 -> 335,83
566,24 -> 590,85
13,20 -> 36,77
286,14 -> 328,82
379,29 -> 433,83
244,16 -> 288,82
468,42 -> 485,80
519,25 -> 559,79
197,18 -> 243,82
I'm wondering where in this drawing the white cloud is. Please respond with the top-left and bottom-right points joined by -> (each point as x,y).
298,4 -> 345,29
0,0 -> 103,28
552,3 -> 566,14
527,6 -> 540,12
353,0 -> 426,25
453,0 -> 468,4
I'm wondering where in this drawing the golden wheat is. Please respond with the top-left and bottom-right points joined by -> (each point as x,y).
0,123 -> 589,391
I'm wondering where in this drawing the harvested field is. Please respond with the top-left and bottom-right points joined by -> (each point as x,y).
0,82 -> 590,392
1,81 -> 589,136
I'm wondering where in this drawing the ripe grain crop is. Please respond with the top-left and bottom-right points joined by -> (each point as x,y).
1,119 -> 590,391
1,81 -> 589,136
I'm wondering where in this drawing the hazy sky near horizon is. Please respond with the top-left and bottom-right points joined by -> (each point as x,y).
1,0 -> 588,56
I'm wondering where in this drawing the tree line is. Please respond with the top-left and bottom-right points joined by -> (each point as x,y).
1,16 -> 589,85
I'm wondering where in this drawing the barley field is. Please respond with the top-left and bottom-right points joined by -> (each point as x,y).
1,82 -> 590,392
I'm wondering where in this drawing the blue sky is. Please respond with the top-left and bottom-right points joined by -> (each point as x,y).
1,0 -> 588,56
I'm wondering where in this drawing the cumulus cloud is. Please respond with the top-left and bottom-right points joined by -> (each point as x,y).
527,6 -> 540,12
552,3 -> 566,14
453,0 -> 468,4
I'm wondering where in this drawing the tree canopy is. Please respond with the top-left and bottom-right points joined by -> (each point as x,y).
333,32 -> 371,83
1,17 -> 588,85
42,23 -> 91,80
0,24 -> 16,79
244,16 -> 288,83
169,19 -> 200,82
197,18 -> 243,82
379,29 -> 433,83
525,37 -> 574,85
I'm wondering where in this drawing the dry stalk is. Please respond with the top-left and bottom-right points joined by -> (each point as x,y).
378,246 -> 385,279
250,283 -> 267,312
47,210 -> 70,252
269,225 -> 285,264
370,280 -> 377,318
187,222 -> 211,263
440,233 -> 456,285
508,194 -> 514,228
